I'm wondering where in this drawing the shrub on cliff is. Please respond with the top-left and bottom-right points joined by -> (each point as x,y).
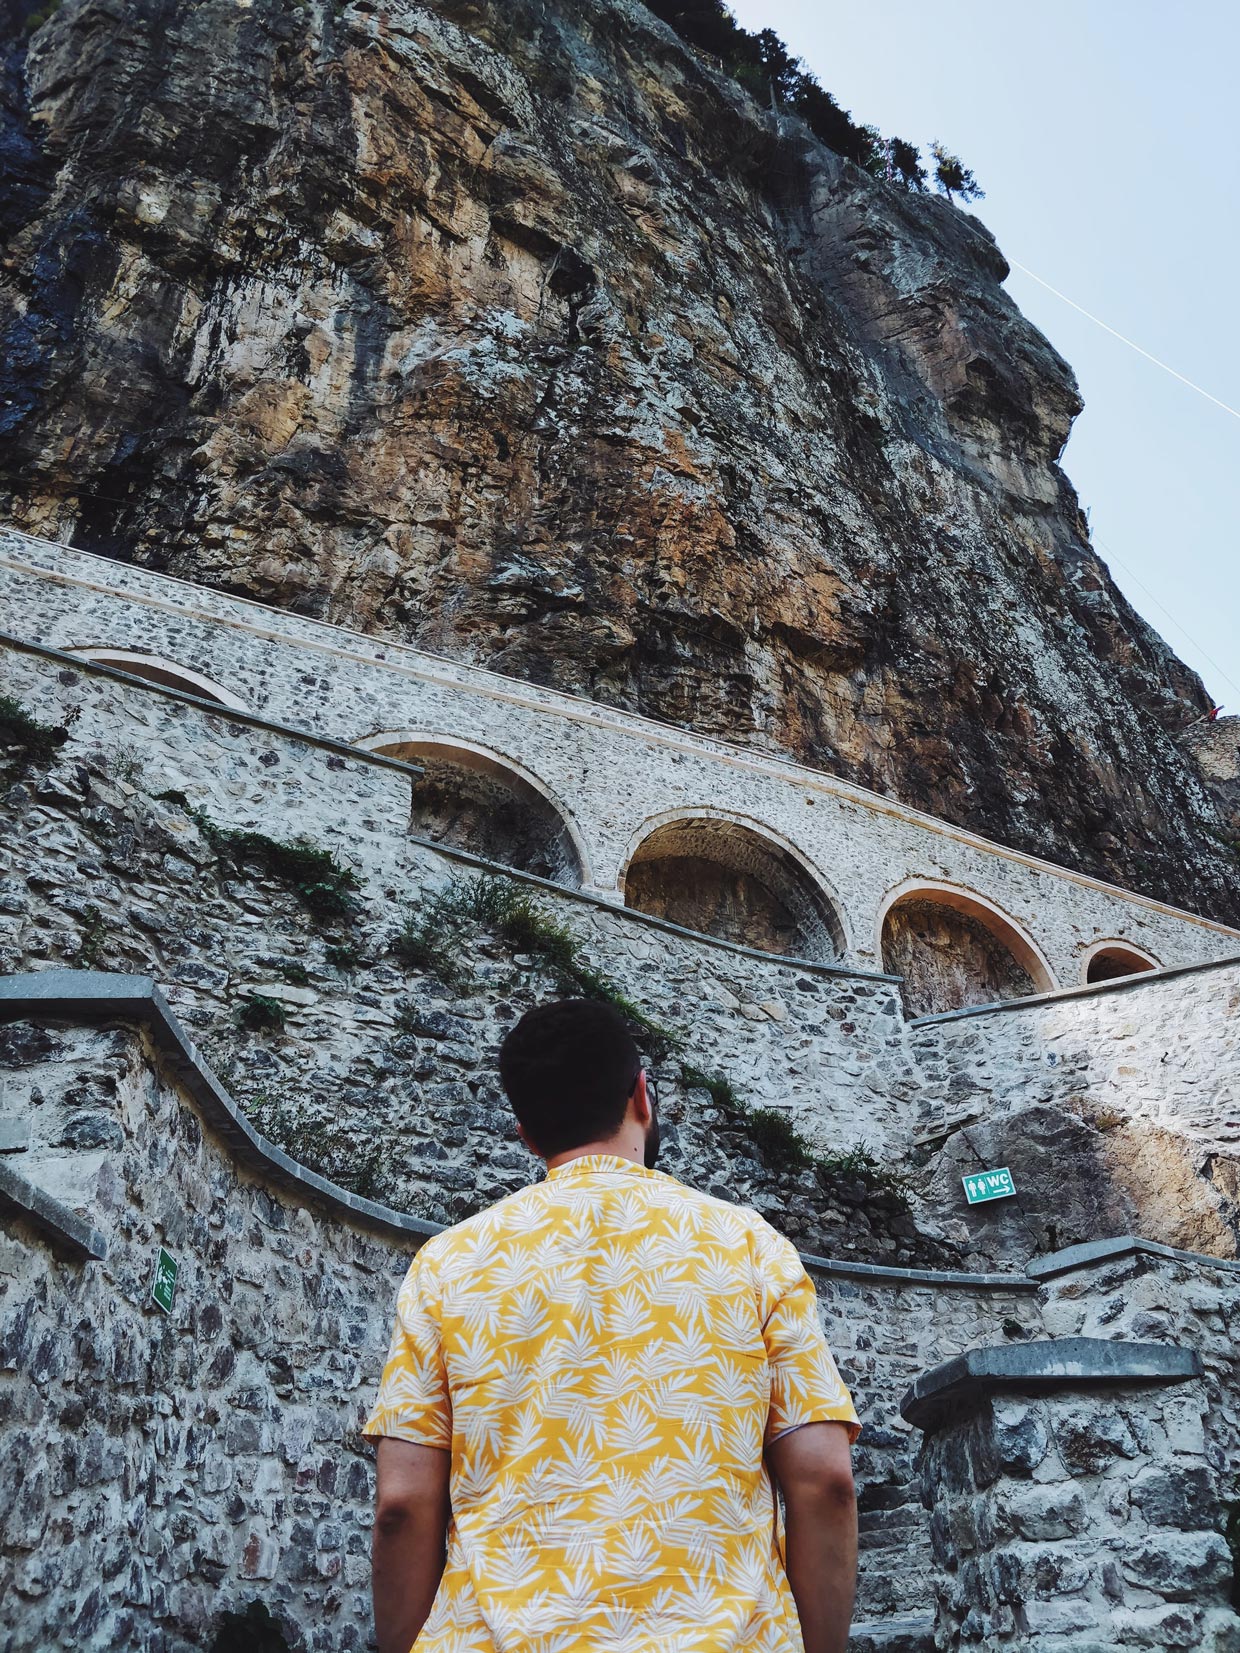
21,0 -> 63,35
642,0 -> 978,192
247,1096 -> 393,1206
645,0 -> 881,169
156,792 -> 360,920
679,1061 -> 907,1200
236,993 -> 288,1034
392,875 -> 676,1053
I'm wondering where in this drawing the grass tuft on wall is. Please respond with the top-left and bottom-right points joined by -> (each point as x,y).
0,694 -> 69,768
157,792 -> 359,919
679,1063 -> 906,1199
393,875 -> 680,1054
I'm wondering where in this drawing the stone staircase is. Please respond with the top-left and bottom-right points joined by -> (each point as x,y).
849,1615 -> 935,1651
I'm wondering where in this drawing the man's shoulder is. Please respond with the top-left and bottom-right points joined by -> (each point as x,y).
648,1172 -> 791,1248
413,1169 -> 795,1267
416,1178 -> 548,1265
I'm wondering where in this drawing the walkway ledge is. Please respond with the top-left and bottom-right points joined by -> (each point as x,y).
901,1336 -> 1204,1431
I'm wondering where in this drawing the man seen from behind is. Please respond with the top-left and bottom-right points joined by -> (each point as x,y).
365,998 -> 860,1653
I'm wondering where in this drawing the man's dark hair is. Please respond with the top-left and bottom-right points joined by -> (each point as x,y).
499,998 -> 641,1158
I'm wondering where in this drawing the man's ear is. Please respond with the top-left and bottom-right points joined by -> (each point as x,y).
631,1069 -> 652,1125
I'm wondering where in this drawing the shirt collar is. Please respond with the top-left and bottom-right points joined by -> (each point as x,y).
545,1153 -> 654,1182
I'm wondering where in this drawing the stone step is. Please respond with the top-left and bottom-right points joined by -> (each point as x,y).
848,1614 -> 936,1653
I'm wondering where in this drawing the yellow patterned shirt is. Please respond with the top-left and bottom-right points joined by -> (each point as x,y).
364,1153 -> 860,1653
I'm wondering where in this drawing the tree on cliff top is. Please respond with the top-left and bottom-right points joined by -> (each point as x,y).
787,77 -> 883,172
889,137 -> 928,191
642,0 -> 880,172
643,0 -> 738,58
930,141 -> 985,202
735,27 -> 802,106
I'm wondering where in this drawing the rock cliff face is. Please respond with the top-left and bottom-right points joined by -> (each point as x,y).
1,0 -> 1235,920
1183,715 -> 1240,850
881,901 -> 1035,1020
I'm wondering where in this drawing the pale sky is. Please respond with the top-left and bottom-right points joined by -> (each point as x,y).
729,0 -> 1240,711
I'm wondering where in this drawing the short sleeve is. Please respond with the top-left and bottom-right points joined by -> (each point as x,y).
363,1250 -> 452,1449
756,1225 -> 860,1447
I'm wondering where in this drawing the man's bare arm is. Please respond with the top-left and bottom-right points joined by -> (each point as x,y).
372,1437 -> 451,1653
766,1420 -> 858,1653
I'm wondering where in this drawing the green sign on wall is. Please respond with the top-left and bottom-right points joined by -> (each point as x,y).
962,1167 -> 1016,1205
151,1247 -> 178,1314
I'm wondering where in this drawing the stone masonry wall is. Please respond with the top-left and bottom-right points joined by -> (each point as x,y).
1039,1246 -> 1240,1544
820,1273 -> 1040,1630
4,532 -> 1237,984
906,968 -> 1240,1267
914,1248 -> 1240,1650
6,628 -> 1240,1264
0,1001 -> 1045,1648
920,964 -> 1240,1163
918,1378 -> 1239,1650
0,636 -> 944,1262
0,1017 -> 408,1653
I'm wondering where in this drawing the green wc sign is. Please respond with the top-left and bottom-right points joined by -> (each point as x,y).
151,1247 -> 179,1314
962,1167 -> 1016,1205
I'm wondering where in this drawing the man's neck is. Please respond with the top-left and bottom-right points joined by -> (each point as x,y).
543,1135 -> 643,1172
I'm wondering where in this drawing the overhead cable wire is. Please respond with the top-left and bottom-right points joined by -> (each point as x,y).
1008,260 -> 1240,423
1008,260 -> 1239,702
1093,533 -> 1240,707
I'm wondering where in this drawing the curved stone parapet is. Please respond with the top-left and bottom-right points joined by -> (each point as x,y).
0,968 -> 436,1245
901,1336 -> 1204,1432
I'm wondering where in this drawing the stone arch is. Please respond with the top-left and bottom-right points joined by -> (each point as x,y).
619,808 -> 846,960
878,880 -> 1056,1018
67,648 -> 248,711
1082,940 -> 1160,986
354,731 -> 588,888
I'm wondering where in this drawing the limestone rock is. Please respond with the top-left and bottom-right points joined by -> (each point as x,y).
923,1104 -> 1135,1269
1098,1120 -> 1240,1260
1182,714 -> 1240,854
